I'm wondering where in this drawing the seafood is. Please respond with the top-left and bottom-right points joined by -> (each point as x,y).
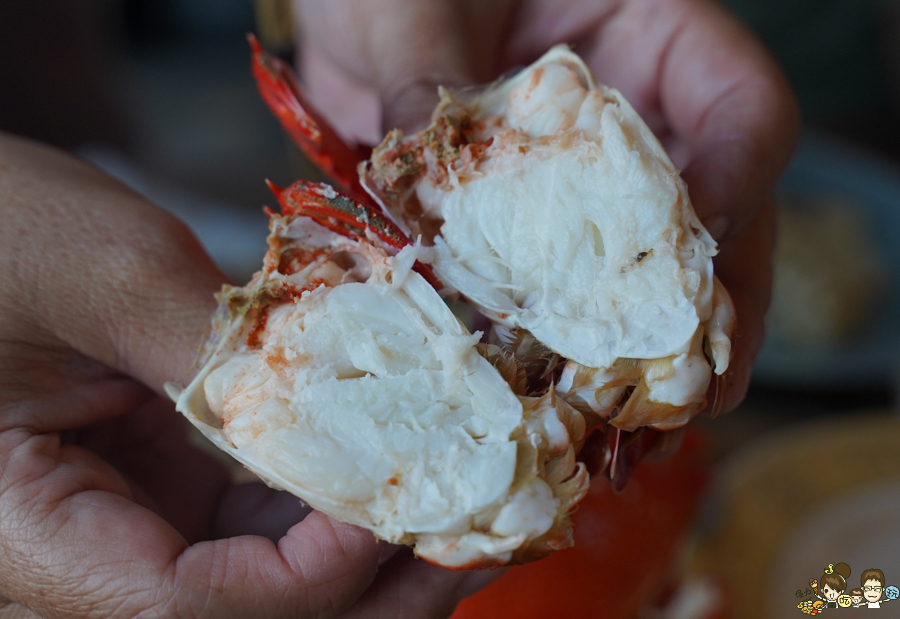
358,46 -> 734,431
174,199 -> 588,567
169,39 -> 734,568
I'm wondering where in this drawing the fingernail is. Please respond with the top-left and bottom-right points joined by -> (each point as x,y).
702,215 -> 731,242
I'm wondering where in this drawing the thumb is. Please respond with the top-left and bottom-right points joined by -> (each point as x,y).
295,0 -> 489,134
0,134 -> 226,392
365,0 -> 479,132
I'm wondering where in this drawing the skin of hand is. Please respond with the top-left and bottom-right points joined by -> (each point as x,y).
0,1 -> 796,615
0,133 -> 494,618
293,0 -> 799,415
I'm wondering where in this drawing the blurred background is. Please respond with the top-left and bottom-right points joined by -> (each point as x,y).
4,1 -> 900,617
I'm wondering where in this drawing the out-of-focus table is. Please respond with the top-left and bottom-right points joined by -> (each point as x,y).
693,414 -> 900,618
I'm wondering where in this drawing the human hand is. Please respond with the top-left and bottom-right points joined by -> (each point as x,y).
0,134 -> 492,618
293,0 -> 799,413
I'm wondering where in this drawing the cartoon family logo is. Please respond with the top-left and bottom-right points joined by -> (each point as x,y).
795,563 -> 899,614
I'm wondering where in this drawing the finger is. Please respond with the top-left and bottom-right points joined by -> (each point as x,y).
73,396 -> 315,545
583,0 -> 798,240
0,598 -> 40,618
571,0 -> 793,413
0,133 -> 227,393
179,515 -> 381,618
295,0 -> 514,132
0,426 -> 385,618
343,549 -> 501,619
298,43 -> 383,146
214,481 -> 314,542
664,2 -> 797,242
70,397 -> 232,543
643,427 -> 686,462
0,346 -> 154,433
68,396 -> 313,545
713,198 -> 776,412
173,513 -> 383,619
503,0 -> 619,65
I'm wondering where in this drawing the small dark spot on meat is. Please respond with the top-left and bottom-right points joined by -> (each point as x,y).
635,249 -> 653,263
388,477 -> 399,486
691,226 -> 701,236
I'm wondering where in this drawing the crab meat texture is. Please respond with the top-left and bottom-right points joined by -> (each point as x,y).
364,46 -> 734,430
172,45 -> 736,570
174,213 -> 589,568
